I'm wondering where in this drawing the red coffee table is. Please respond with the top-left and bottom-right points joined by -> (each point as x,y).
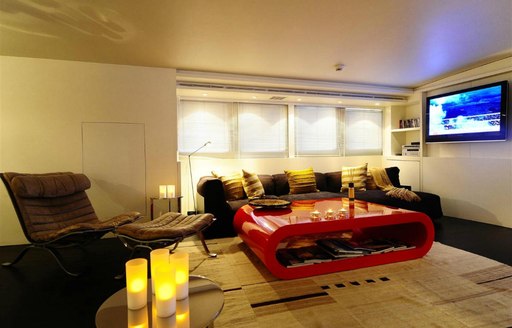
233,198 -> 435,279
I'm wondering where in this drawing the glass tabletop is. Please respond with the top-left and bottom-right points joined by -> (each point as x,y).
95,275 -> 224,328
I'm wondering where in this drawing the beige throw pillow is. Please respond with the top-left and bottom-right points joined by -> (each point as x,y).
242,170 -> 265,199
212,171 -> 244,201
285,167 -> 318,194
341,163 -> 368,191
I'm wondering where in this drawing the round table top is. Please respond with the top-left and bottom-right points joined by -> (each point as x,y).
95,275 -> 224,328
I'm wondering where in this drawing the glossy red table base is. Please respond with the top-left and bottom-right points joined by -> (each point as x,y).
233,198 -> 435,280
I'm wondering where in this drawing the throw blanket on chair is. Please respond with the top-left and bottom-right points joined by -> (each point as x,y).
369,167 -> 421,202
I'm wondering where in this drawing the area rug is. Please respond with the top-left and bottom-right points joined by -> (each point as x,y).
181,237 -> 512,328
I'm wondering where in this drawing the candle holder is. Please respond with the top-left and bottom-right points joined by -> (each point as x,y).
125,258 -> 148,310
310,210 -> 321,221
336,208 -> 347,219
154,262 -> 176,317
171,251 -> 189,300
150,248 -> 170,294
325,209 -> 334,220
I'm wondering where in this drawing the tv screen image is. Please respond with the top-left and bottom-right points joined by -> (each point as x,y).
425,81 -> 509,143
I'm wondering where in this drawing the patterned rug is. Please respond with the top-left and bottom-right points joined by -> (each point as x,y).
181,237 -> 512,328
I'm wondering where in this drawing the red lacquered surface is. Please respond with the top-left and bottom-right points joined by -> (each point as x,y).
233,198 -> 435,279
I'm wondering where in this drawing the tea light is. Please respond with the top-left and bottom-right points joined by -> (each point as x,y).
310,210 -> 321,219
176,298 -> 190,328
337,208 -> 347,219
125,258 -> 148,310
127,306 -> 148,328
150,248 -> 170,294
166,185 -> 176,198
325,209 -> 334,219
171,251 -> 189,300
154,262 -> 176,317
159,185 -> 167,199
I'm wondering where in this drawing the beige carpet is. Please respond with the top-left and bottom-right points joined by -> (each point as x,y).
180,237 -> 512,328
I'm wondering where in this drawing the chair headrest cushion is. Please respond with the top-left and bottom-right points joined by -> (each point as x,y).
12,173 -> 91,198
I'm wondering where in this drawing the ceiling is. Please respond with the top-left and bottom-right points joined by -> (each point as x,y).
1,0 -> 511,95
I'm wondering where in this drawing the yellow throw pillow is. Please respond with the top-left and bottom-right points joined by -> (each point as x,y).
341,164 -> 368,191
242,170 -> 265,199
212,171 -> 244,201
285,167 -> 318,194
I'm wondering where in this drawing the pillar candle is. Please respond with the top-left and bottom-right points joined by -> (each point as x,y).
171,251 -> 189,300
166,185 -> 176,198
150,248 -> 170,294
159,185 -> 167,198
154,262 -> 176,317
125,258 -> 148,310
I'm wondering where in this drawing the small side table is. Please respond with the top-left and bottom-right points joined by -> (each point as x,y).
151,196 -> 183,219
95,275 -> 224,328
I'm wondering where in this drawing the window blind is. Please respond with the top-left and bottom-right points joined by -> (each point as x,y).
295,106 -> 342,156
344,108 -> 383,156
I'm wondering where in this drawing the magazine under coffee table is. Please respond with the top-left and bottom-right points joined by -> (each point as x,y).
233,198 -> 435,279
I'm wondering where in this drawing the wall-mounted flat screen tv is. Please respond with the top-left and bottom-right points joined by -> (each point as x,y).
425,80 -> 509,143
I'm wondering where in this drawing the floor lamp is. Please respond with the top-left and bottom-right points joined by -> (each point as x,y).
188,141 -> 211,215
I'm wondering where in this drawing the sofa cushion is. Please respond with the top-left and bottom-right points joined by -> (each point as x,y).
325,171 -> 341,193
341,163 -> 368,191
278,191 -> 342,202
285,167 -> 318,194
258,174 -> 276,196
385,167 -> 401,187
242,170 -> 265,198
273,173 -> 289,195
212,171 -> 244,201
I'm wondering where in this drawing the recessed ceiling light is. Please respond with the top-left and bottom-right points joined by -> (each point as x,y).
337,101 -> 343,104
375,102 -> 380,106
202,93 -> 208,96
297,98 -> 302,101
252,96 -> 257,99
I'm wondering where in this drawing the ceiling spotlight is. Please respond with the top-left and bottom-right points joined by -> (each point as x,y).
335,64 -> 345,71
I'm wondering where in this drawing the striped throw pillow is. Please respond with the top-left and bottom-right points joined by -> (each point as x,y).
212,171 -> 244,201
242,170 -> 265,199
341,163 -> 368,191
285,167 -> 318,194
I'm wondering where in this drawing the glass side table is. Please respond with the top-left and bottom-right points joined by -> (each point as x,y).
96,275 -> 224,328
151,196 -> 183,219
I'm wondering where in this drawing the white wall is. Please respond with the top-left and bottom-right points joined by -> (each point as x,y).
419,58 -> 512,228
0,56 -> 178,245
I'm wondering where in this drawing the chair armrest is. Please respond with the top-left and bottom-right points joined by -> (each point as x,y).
400,185 -> 412,191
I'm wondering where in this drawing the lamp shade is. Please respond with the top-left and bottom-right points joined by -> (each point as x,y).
171,251 -> 189,300
125,258 -> 148,310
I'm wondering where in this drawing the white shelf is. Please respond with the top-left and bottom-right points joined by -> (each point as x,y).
385,155 -> 421,162
391,127 -> 420,133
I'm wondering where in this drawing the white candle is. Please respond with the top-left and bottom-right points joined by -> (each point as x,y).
154,262 -> 176,317
176,298 -> 190,328
150,248 -> 169,294
159,185 -> 167,199
127,306 -> 148,328
166,185 -> 176,198
125,258 -> 148,310
171,251 -> 189,300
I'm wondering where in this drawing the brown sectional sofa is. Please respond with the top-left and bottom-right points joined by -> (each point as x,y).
197,167 -> 443,239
